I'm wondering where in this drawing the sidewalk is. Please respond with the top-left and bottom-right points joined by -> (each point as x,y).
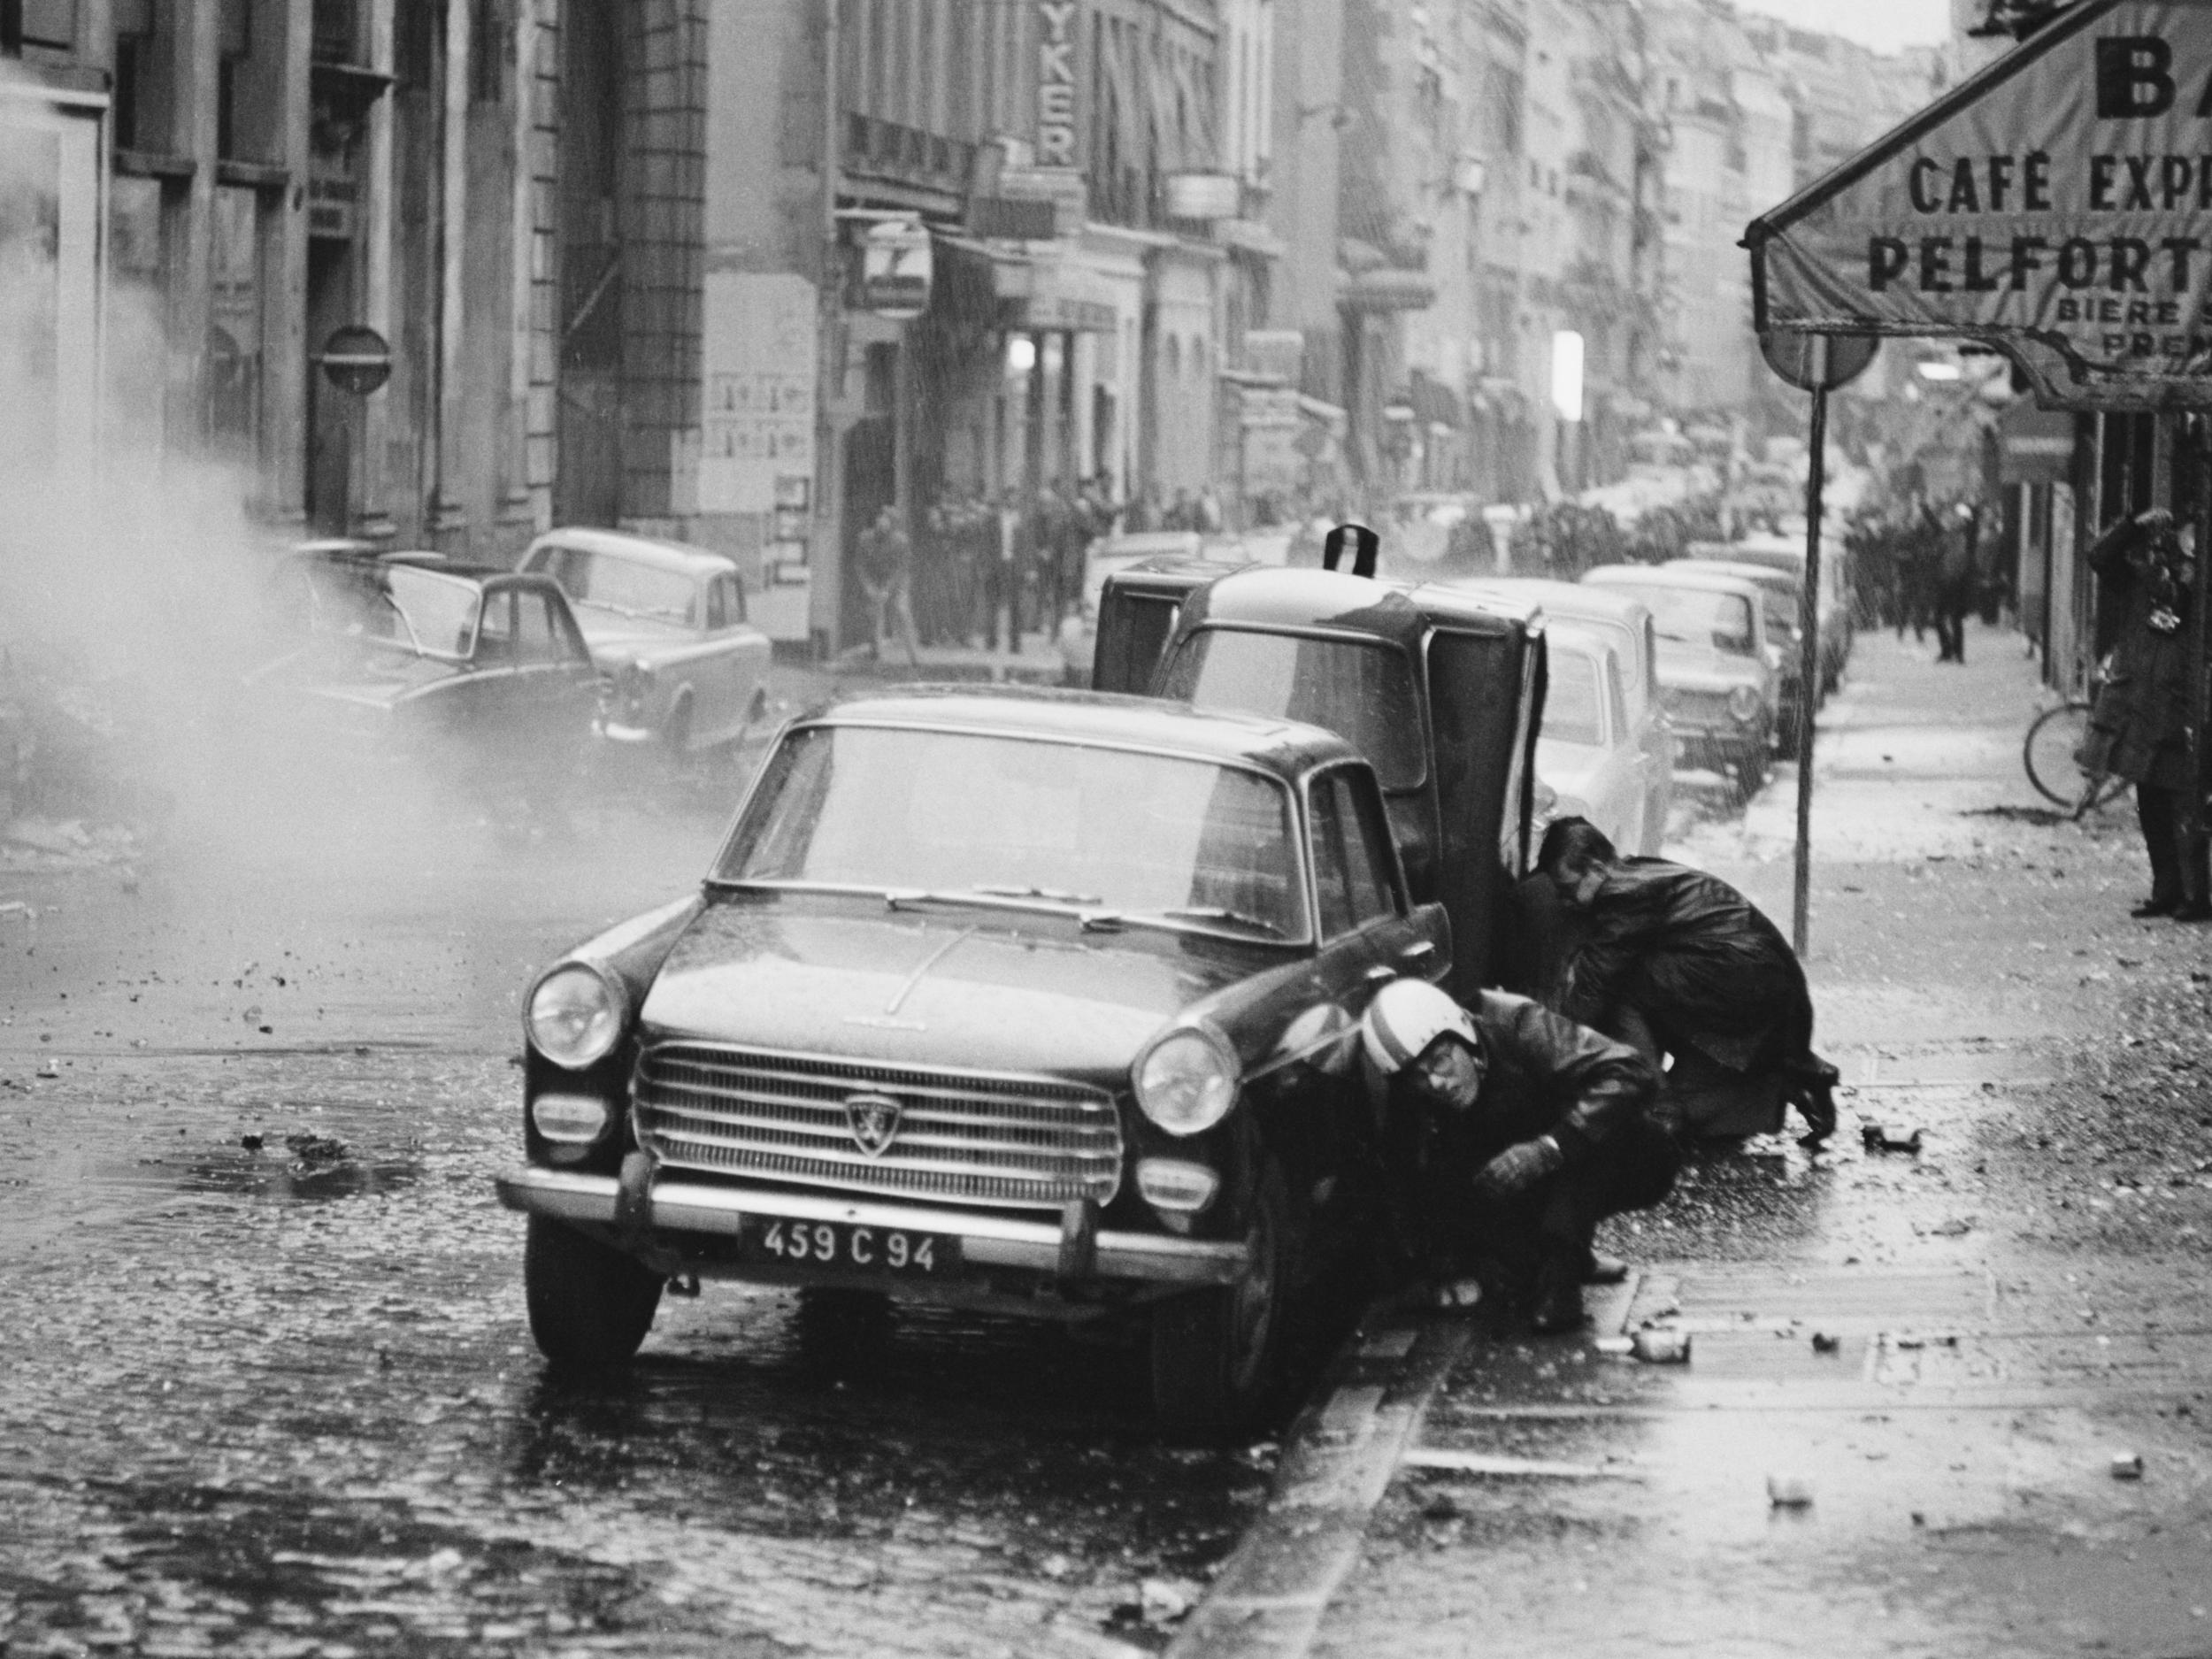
1175,620 -> 2212,1658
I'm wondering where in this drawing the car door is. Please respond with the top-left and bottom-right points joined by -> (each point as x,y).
1424,626 -> 1540,997
511,583 -> 598,758
1286,764 -> 1447,1239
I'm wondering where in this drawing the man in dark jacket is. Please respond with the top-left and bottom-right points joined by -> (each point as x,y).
1361,979 -> 1677,1334
2078,505 -> 2207,919
1537,818 -> 1839,1145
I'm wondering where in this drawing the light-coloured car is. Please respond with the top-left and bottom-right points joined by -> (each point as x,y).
1448,578 -> 1675,854
1533,625 -> 1652,855
1668,557 -> 1809,754
519,528 -> 772,757
1686,534 -> 1853,692
1581,564 -> 1778,796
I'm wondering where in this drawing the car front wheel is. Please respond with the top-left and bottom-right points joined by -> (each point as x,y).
523,1214 -> 664,1371
1149,1157 -> 1295,1441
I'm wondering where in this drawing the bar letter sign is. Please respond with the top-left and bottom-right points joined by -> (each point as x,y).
1038,1 -> 1079,166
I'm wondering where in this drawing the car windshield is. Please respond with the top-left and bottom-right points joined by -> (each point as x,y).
377,568 -> 481,659
546,549 -> 696,625
1156,627 -> 1425,790
1609,587 -> 1754,656
1542,649 -> 1603,746
716,726 -> 1310,941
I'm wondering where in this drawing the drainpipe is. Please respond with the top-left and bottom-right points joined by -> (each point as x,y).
429,0 -> 472,551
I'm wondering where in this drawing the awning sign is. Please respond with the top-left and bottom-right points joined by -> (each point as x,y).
1747,0 -> 2212,408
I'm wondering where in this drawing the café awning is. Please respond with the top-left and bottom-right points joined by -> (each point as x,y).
1746,0 -> 2212,409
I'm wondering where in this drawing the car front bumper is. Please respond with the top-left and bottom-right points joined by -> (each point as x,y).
495,1165 -> 1249,1287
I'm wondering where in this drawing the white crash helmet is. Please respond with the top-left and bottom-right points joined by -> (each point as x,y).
1361,979 -> 1479,1075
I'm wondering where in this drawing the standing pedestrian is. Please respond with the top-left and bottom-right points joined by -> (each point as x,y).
855,506 -> 920,667
2076,505 -> 2208,920
1360,979 -> 1677,1334
1932,503 -> 1978,664
982,492 -> 1025,651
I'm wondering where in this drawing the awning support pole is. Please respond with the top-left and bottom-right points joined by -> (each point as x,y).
1793,369 -> 1828,958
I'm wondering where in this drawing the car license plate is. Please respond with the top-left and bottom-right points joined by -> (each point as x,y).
745,1217 -> 957,1276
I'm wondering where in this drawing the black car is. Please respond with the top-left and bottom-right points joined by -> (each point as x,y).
1093,549 -> 1548,999
249,556 -> 601,810
495,687 -> 1449,1435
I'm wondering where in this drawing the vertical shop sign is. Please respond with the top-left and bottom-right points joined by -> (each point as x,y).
1037,1 -> 1079,166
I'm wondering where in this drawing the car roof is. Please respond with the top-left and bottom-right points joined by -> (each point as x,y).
1583,564 -> 1766,600
1671,557 -> 1796,589
802,684 -> 1366,780
1445,577 -> 1651,630
1545,621 -> 1624,667
524,526 -> 736,579
1184,565 -> 1536,652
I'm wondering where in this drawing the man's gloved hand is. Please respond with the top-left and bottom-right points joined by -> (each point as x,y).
1471,1135 -> 1565,1200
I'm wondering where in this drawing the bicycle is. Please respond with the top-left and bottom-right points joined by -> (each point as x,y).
2023,698 -> 2131,816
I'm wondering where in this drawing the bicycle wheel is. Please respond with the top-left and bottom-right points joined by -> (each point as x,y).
2024,702 -> 2129,811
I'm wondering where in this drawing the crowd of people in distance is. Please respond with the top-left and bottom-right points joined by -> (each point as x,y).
1844,499 -> 2003,662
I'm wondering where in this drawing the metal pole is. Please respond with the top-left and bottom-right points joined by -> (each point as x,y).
2191,418 -> 2212,892
1793,372 -> 1828,957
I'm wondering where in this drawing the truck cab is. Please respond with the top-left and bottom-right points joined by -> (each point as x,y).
1093,533 -> 1548,998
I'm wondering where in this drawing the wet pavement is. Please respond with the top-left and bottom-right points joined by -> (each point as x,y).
8,630 -> 2209,1658
0,745 -> 1263,1658
1175,622 -> 2212,1659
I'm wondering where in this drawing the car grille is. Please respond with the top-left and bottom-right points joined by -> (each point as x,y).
632,1041 -> 1124,1209
1665,687 -> 1732,726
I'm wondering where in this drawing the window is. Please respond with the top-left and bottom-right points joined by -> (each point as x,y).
475,591 -> 515,663
514,590 -> 562,663
1542,648 -> 1604,746
704,576 -> 728,632
1310,768 -> 1399,937
1159,627 -> 1425,790
718,728 -> 1311,941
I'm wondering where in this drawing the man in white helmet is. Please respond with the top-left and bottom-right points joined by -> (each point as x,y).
1362,978 -> 1678,1334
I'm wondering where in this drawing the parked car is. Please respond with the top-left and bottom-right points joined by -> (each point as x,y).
1580,564 -> 1778,797
1447,578 -> 1675,854
1530,625 -> 1651,856
495,687 -> 1448,1436
518,528 -> 772,758
1096,552 -> 1547,999
247,557 -> 601,810
1686,534 -> 1853,693
1668,557 -> 1809,754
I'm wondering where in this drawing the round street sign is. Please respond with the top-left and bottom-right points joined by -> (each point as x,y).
1761,329 -> 1878,392
319,324 -> 392,396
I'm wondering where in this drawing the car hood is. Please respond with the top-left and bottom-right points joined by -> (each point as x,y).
257,642 -> 462,710
640,899 -> 1262,1079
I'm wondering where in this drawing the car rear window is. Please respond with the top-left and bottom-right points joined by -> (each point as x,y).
1604,586 -> 1754,657
1157,627 -> 1425,790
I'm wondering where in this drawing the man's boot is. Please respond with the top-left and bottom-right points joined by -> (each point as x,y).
1528,1258 -> 1586,1335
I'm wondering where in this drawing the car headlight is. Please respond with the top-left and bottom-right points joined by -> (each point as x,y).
526,961 -> 626,1069
1133,1025 -> 1240,1136
1727,686 -> 1763,726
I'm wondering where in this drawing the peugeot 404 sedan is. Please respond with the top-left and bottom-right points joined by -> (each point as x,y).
495,688 -> 1448,1436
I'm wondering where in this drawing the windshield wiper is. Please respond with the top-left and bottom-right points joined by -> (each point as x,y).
972,883 -> 1104,905
1144,905 -> 1288,937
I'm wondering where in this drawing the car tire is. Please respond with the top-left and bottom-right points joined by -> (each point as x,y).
523,1214 -> 664,1371
1149,1156 -> 1295,1442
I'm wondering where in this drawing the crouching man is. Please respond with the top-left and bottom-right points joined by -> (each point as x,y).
1362,979 -> 1680,1334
